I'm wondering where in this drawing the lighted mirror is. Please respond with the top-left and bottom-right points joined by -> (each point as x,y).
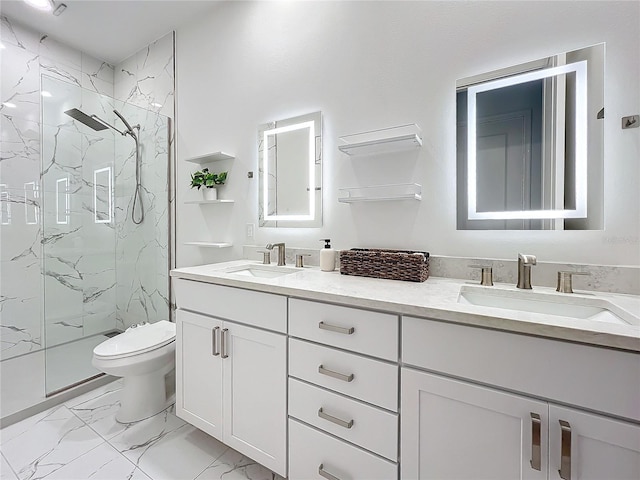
457,43 -> 604,230
259,111 -> 322,228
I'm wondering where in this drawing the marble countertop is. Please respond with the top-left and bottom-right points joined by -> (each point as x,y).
171,260 -> 640,352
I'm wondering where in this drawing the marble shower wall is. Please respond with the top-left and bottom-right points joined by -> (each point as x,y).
113,32 -> 174,329
114,32 -> 174,119
113,104 -> 170,330
0,16 -> 115,361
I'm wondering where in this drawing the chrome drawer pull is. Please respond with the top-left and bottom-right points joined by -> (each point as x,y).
530,412 -> 541,471
559,420 -> 572,480
318,321 -> 355,335
318,365 -> 354,383
211,326 -> 220,356
318,407 -> 354,429
221,328 -> 229,358
318,464 -> 341,480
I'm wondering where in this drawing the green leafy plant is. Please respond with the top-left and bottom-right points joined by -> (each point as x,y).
190,168 -> 228,189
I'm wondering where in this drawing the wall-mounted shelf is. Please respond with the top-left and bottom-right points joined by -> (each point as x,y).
184,199 -> 235,205
184,152 -> 234,164
338,183 -> 422,203
338,124 -> 422,156
184,242 -> 233,248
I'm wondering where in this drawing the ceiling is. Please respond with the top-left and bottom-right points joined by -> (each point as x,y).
0,0 -> 222,65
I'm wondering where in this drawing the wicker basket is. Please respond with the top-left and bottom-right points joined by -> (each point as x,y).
339,248 -> 429,282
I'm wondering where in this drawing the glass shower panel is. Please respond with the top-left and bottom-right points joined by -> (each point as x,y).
41,76 -> 169,395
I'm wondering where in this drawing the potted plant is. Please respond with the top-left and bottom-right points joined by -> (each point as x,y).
190,168 -> 228,200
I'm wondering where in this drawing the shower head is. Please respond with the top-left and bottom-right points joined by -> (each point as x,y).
114,109 -> 135,134
64,108 -> 108,131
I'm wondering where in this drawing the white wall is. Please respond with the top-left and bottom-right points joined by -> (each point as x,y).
175,1 -> 640,268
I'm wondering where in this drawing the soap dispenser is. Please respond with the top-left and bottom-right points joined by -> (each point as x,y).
320,239 -> 336,272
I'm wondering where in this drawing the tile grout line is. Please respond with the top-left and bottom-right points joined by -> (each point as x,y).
66,405 -> 152,480
1,451 -> 20,480
110,414 -> 192,480
192,446 -> 232,480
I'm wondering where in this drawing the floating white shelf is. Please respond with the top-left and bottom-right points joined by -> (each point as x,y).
338,183 -> 422,203
184,199 -> 235,205
338,124 -> 422,156
184,242 -> 233,248
184,152 -> 234,164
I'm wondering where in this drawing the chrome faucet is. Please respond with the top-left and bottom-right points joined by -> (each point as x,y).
516,253 -> 537,289
266,243 -> 286,266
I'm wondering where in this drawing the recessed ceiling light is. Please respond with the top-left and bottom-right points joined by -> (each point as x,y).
3,102 -> 17,108
23,0 -> 53,12
41,91 -> 52,97
151,102 -> 163,108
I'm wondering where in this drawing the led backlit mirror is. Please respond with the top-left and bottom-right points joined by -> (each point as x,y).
259,111 -> 322,228
457,44 -> 604,230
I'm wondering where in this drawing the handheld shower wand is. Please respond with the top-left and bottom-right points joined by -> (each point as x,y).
114,109 -> 137,135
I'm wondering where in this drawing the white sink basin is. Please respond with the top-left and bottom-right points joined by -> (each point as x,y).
458,285 -> 639,326
225,264 -> 298,279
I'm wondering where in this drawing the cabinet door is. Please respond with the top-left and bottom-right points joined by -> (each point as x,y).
222,322 -> 287,477
549,405 -> 640,480
401,368 -> 548,480
176,310 -> 223,440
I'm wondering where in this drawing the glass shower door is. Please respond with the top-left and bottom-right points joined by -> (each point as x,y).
41,76 -> 169,395
41,76 -> 118,393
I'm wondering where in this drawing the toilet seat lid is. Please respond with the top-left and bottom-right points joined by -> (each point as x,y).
94,320 -> 176,359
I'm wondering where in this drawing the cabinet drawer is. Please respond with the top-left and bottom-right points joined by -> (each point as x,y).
173,278 -> 287,333
289,419 -> 398,480
289,299 -> 398,361
289,378 -> 397,461
403,316 -> 640,422
289,339 -> 398,411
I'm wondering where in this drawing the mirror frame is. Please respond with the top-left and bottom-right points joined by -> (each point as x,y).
466,60 -> 588,220
258,111 -> 322,228
467,60 -> 587,220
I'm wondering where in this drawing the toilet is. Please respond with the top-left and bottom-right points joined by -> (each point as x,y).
92,320 -> 176,423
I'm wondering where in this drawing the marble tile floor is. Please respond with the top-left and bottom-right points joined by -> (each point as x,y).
0,380 -> 283,480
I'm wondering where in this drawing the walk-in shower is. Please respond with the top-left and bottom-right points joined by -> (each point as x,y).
64,108 -> 145,225
0,74 -> 170,422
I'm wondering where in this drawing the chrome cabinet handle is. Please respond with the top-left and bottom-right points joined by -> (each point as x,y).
318,365 -> 354,382
318,321 -> 354,335
530,412 -> 541,471
221,328 -> 229,358
211,326 -> 220,356
318,407 -> 354,429
559,420 -> 572,480
318,464 -> 341,480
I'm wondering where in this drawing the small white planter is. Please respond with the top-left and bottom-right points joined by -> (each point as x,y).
203,188 -> 217,201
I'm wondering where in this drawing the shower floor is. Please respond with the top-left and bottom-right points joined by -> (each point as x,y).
45,333 -> 115,395
0,333 -> 116,422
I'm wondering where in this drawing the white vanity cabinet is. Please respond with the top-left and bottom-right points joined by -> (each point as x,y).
170,267 -> 640,480
401,316 -> 640,480
174,279 -> 287,477
287,299 -> 400,479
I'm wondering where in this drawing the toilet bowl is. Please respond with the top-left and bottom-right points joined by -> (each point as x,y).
92,320 -> 176,423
